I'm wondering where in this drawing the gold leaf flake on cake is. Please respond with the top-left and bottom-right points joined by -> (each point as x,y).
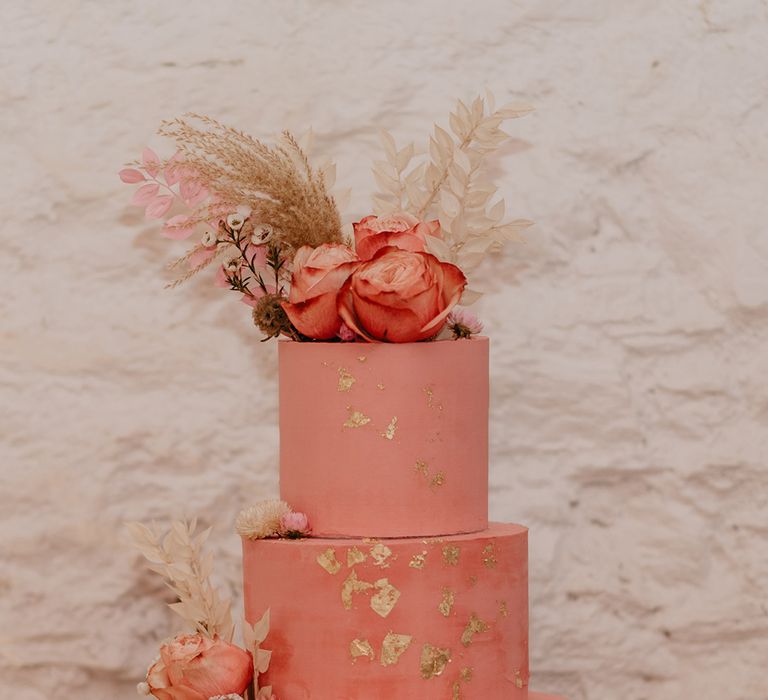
409,551 -> 428,569
514,669 -> 525,688
498,600 -> 509,618
460,613 -> 490,647
452,681 -> 462,700
316,548 -> 342,575
377,382 -> 385,390
338,367 -> 356,392
341,570 -> 374,609
482,543 -> 497,568
430,471 -> 446,488
415,460 -> 429,476
380,632 -> 412,666
442,545 -> 460,566
420,644 -> 452,679
349,638 -> 374,661
460,667 -> 474,682
381,416 -> 398,440
370,579 -> 400,618
370,543 -> 394,568
346,546 -> 367,568
468,575 -> 478,587
357,355 -> 367,363
343,408 -> 371,428
438,588 -> 455,617
423,384 -> 444,411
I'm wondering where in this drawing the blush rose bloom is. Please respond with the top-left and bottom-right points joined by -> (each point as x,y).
146,634 -> 253,700
338,247 -> 466,343
353,212 -> 441,261
281,243 -> 360,339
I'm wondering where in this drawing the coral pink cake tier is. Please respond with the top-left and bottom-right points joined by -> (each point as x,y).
279,337 -> 489,538
243,524 -> 528,699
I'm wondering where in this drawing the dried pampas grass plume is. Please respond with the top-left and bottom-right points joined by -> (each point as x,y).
158,114 -> 343,255
236,500 -> 291,539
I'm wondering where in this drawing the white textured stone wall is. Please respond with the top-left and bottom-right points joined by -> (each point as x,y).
1,2 -> 767,699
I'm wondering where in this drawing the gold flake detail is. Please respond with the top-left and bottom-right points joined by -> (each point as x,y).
460,667 -> 474,682
370,578 -> 400,618
347,547 -> 367,567
338,368 -> 356,392
409,551 -> 428,569
442,545 -> 460,566
468,575 -> 478,587
452,681 -> 462,700
415,460 -> 429,476
316,548 -> 341,575
420,643 -> 452,679
377,382 -> 385,390
357,355 -> 367,363
514,669 -> 525,688
380,632 -> 412,666
424,385 -> 435,407
370,543 -> 394,568
343,409 -> 371,428
430,471 -> 446,488
482,543 -> 497,568
381,416 -> 398,440
461,613 -> 490,647
341,570 -> 374,609
350,638 -> 374,661
438,588 -> 455,617
498,600 -> 509,617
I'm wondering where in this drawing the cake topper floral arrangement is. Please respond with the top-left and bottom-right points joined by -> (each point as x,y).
120,92 -> 532,343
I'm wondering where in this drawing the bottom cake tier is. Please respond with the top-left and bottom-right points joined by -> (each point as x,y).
242,523 -> 528,700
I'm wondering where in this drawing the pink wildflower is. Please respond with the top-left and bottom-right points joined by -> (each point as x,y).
446,308 -> 483,339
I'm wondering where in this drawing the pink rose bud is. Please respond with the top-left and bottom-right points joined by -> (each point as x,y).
146,633 -> 252,700
280,511 -> 311,538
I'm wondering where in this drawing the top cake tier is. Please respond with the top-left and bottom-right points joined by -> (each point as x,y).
279,337 -> 489,537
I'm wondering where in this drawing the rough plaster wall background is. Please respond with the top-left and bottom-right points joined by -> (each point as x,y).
1,2 -> 767,699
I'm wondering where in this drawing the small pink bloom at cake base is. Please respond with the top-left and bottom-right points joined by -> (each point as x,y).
338,246 -> 466,342
353,212 -> 441,260
280,511 -> 311,537
146,634 -> 253,700
281,244 -> 360,339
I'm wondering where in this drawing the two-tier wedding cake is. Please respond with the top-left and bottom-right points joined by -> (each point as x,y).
122,92 -> 567,700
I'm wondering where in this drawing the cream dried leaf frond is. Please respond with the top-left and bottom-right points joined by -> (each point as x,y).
126,519 -> 234,642
158,114 -> 343,255
235,500 -> 290,540
374,90 -> 534,299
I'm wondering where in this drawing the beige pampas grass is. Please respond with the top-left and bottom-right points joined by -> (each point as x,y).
236,500 -> 291,540
158,114 -> 343,255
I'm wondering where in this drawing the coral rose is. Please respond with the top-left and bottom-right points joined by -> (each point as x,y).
353,212 -> 441,261
281,244 -> 360,339
338,247 -> 466,343
146,634 -> 253,700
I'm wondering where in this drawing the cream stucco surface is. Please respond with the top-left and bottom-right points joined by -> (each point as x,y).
1,2 -> 767,699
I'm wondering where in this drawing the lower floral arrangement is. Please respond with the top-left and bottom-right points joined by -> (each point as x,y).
128,508 -> 566,700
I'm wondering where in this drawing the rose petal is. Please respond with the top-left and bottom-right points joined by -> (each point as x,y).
283,292 -> 343,339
